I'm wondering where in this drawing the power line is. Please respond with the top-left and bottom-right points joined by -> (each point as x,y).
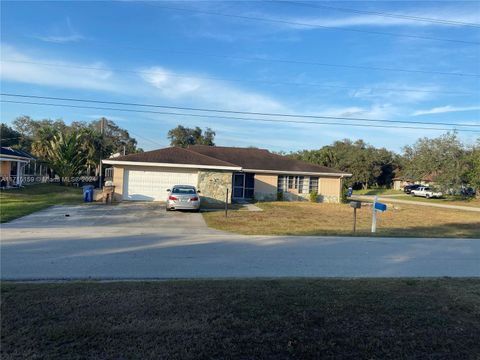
277,1 -> 480,28
90,44 -> 480,78
2,59 -> 477,95
2,93 -> 479,128
2,99 -> 479,133
153,4 -> 480,45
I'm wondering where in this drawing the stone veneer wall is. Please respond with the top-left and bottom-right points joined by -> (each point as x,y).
197,170 -> 233,205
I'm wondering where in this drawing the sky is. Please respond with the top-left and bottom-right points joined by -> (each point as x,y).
1,0 -> 479,153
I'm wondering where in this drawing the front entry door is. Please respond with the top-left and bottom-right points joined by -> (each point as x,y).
232,172 -> 254,200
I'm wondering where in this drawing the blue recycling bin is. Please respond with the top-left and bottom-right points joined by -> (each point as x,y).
82,185 -> 94,203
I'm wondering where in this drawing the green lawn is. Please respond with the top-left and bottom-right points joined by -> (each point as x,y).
2,279 -> 479,359
0,184 -> 83,223
352,188 -> 404,195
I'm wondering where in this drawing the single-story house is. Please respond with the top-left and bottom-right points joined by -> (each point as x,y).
0,147 -> 36,187
102,146 -> 351,204
393,174 -> 436,190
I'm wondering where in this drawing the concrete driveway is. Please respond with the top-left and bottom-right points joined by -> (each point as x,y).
1,203 -> 479,279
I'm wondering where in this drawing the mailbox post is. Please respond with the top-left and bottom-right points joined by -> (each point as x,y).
350,201 -> 361,233
371,196 -> 387,233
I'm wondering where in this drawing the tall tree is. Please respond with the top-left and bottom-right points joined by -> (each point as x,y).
89,117 -> 139,155
465,138 -> 480,194
402,132 -> 468,191
291,139 -> 398,189
0,123 -> 22,147
168,125 -> 215,147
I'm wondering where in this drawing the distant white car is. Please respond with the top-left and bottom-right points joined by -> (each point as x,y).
410,186 -> 443,199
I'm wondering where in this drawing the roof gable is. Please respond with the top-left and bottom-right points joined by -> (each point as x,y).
109,147 -> 239,168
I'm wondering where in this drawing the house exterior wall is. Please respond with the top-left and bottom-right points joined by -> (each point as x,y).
318,177 -> 341,203
254,174 -> 343,203
111,165 -> 233,204
0,161 -> 11,177
109,163 -> 344,204
197,170 -> 233,205
254,174 -> 278,201
112,166 -> 124,201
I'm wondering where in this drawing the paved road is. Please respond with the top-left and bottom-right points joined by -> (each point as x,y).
1,204 -> 479,279
353,195 -> 480,212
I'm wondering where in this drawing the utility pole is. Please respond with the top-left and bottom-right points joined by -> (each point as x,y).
98,118 -> 106,189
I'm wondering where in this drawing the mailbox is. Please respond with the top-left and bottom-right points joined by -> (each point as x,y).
374,202 -> 387,212
350,201 -> 362,209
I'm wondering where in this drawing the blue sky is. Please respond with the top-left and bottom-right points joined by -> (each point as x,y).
1,1 -> 479,153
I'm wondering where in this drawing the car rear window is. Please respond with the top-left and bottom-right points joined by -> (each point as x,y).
172,187 -> 196,194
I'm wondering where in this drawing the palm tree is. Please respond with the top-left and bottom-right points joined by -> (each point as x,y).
46,131 -> 86,185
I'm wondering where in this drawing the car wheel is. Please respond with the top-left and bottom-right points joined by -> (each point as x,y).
425,194 -> 430,199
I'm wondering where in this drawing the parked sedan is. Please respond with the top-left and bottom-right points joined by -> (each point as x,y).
410,186 -> 443,199
166,185 -> 201,211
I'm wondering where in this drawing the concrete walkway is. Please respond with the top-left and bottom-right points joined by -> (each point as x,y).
353,195 -> 480,212
1,204 -> 479,280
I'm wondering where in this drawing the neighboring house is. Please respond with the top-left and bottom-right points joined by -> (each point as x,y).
0,147 -> 36,187
393,174 -> 436,190
102,146 -> 351,204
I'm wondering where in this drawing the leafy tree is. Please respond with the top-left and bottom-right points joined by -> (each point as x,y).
402,132 -> 468,191
465,138 -> 480,193
291,139 -> 398,189
89,117 -> 139,155
0,123 -> 22,147
13,116 -> 67,151
168,125 -> 215,147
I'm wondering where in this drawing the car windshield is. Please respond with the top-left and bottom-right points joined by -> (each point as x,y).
172,187 -> 196,194
424,187 -> 430,191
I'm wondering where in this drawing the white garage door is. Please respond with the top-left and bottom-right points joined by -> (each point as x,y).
123,169 -> 198,201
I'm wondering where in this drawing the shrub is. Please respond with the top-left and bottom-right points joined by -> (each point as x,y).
309,191 -> 318,202
277,191 -> 284,201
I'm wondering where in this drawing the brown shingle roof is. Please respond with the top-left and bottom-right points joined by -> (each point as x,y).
107,146 -> 349,175
111,147 -> 239,167
188,146 -> 348,175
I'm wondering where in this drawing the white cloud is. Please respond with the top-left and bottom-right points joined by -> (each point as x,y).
0,44 -> 124,92
413,105 -> 480,116
279,8 -> 480,29
36,34 -> 84,43
139,66 -> 286,112
34,17 -> 84,43
350,83 -> 439,104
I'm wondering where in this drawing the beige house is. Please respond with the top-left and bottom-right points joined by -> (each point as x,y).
393,174 -> 436,190
102,146 -> 351,204
0,147 -> 35,188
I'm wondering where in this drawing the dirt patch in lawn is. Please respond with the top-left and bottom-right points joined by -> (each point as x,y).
390,195 -> 480,208
2,279 -> 480,359
204,202 -> 480,238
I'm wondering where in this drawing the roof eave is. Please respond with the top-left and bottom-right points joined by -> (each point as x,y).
102,159 -> 242,171
242,168 -> 352,177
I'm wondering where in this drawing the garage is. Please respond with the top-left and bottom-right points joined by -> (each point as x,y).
123,169 -> 198,201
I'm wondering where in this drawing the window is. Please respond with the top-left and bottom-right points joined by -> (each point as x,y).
298,176 -> 304,193
279,175 -> 307,193
277,175 -> 286,192
288,176 -> 294,189
309,177 -> 319,193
